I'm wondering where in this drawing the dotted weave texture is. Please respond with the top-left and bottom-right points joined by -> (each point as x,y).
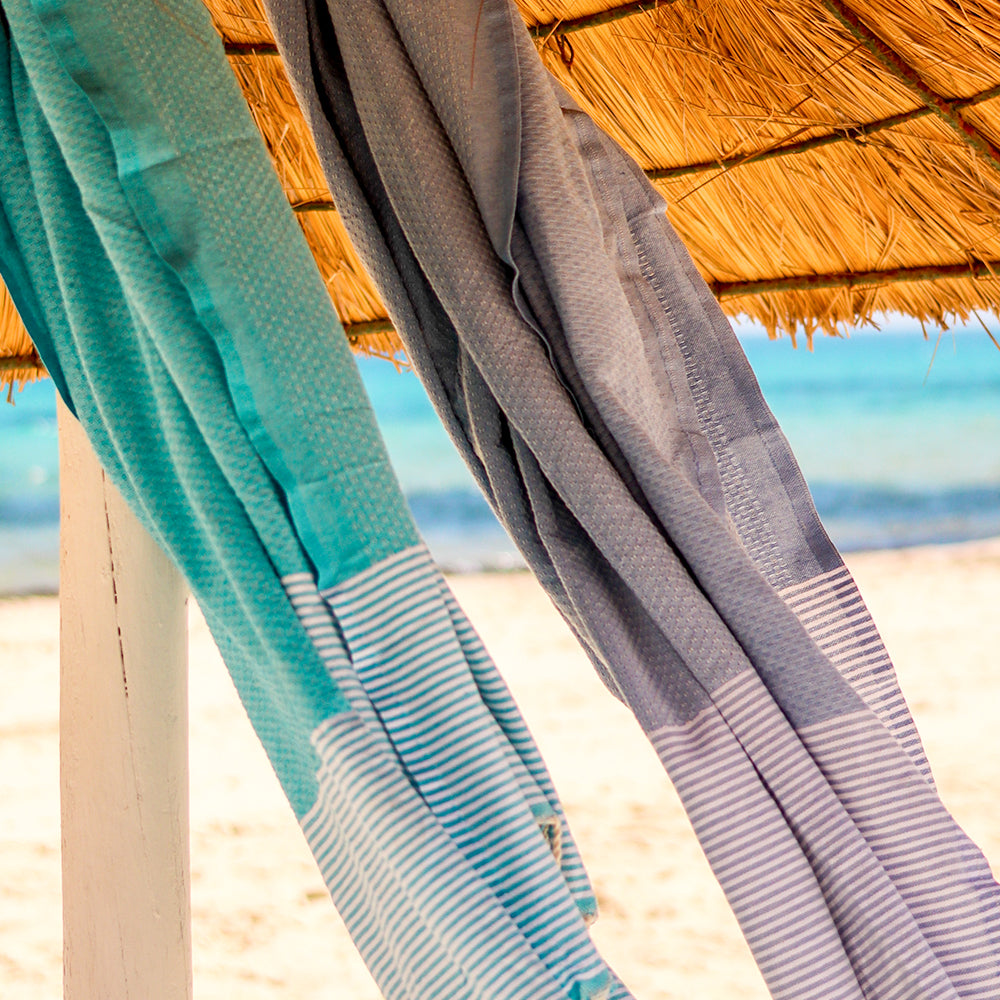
264,1 -> 1000,995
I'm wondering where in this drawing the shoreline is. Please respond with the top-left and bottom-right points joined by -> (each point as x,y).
1,537 -> 997,998
4,531 -> 1000,600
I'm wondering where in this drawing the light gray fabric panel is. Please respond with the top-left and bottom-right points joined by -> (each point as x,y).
264,2 -> 1000,995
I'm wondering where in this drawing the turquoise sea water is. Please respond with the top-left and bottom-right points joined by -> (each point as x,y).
2,321 -> 998,593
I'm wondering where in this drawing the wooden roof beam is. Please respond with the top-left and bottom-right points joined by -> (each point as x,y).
224,41 -> 278,56
289,77 -> 1000,211
222,1 -> 674,56
346,262 -> 1000,340
821,0 -> 1000,177
650,82 -> 1000,181
528,1 -> 673,39
712,260 -> 1000,299
12,256 -> 998,370
0,354 -> 42,372
343,319 -> 394,339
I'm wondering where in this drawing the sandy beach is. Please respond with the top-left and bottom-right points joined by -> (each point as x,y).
2,539 -> 998,999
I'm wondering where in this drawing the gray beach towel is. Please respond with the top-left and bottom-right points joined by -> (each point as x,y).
263,1 -> 1000,996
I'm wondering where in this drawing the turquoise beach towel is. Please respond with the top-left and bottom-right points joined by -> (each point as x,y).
0,1 -> 631,997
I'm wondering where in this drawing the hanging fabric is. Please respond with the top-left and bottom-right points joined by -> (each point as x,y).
261,1 -> 1000,997
0,0 -> 632,997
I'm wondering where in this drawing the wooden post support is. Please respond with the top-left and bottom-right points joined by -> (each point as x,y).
57,399 -> 192,1000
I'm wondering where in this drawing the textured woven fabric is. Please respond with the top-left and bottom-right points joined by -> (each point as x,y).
0,1 -> 629,997
263,1 -> 1000,996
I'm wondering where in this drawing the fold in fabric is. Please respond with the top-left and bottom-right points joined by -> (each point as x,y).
0,1 -> 633,997
263,1 -> 1000,996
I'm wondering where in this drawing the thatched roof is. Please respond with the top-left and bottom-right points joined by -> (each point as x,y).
4,0 -> 1000,386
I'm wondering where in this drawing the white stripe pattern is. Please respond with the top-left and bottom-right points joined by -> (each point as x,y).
651,670 -> 1000,999
780,566 -> 932,779
800,712 -> 1000,996
651,675 -> 865,1000
283,546 -> 621,1000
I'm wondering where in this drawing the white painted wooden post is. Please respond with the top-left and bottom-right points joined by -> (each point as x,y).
57,399 -> 192,1000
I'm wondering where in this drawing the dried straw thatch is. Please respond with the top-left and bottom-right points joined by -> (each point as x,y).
0,284 -> 43,394
4,0 -> 1000,386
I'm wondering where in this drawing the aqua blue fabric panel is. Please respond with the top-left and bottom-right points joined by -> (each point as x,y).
0,0 -> 346,816
0,18 -> 70,404
0,3 -> 633,997
31,0 -> 418,592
